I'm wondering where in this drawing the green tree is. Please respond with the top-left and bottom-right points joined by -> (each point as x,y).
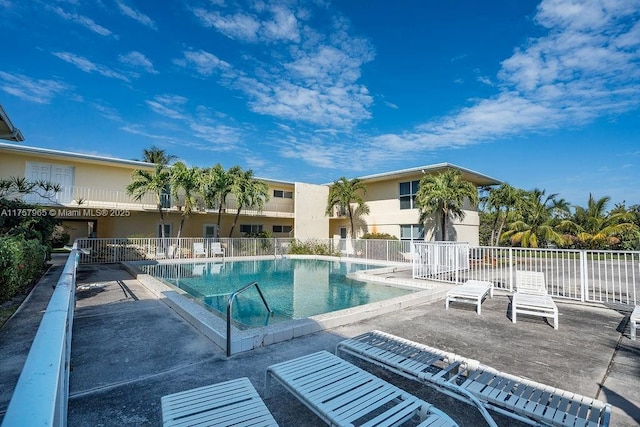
138,146 -> 177,165
563,194 -> 638,249
200,164 -> 239,238
228,168 -> 270,237
484,183 -> 520,246
170,162 -> 202,240
126,164 -> 171,238
325,177 -> 369,239
502,188 -> 568,248
415,169 -> 478,241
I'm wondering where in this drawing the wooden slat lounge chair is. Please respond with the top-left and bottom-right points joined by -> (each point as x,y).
631,305 -> 640,340
161,377 -> 278,426
445,280 -> 493,314
512,271 -> 559,330
336,331 -> 611,427
265,350 -> 458,426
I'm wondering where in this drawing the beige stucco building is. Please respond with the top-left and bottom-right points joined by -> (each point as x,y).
0,142 -> 499,244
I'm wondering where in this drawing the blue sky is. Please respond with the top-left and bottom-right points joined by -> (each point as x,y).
1,0 -> 639,208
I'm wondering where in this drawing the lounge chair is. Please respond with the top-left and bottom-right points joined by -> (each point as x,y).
161,377 -> 278,426
631,305 -> 640,340
211,242 -> 225,258
193,242 -> 206,258
512,270 -> 559,329
445,280 -> 493,314
336,331 -> 611,427
265,350 -> 457,426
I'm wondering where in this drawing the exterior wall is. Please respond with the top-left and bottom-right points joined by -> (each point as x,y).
293,182 -> 329,240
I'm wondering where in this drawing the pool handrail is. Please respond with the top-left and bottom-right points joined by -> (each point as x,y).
226,281 -> 273,357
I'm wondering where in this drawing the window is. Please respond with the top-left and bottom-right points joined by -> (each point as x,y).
399,180 -> 420,209
272,225 -> 293,233
240,224 -> 263,234
273,189 -> 293,199
400,224 -> 424,241
157,223 -> 172,238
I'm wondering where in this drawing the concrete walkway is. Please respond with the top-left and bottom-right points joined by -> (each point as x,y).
1,259 -> 639,426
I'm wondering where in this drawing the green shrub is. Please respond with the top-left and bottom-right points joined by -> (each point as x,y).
0,236 -> 47,303
361,232 -> 398,240
288,239 -> 333,255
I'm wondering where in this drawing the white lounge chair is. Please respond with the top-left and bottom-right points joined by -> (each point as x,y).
336,331 -> 612,427
193,242 -> 206,258
265,350 -> 457,426
445,280 -> 493,314
630,305 -> 640,340
211,242 -> 225,258
512,270 -> 559,329
161,377 -> 278,426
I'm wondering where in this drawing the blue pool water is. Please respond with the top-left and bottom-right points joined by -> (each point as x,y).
139,258 -> 412,328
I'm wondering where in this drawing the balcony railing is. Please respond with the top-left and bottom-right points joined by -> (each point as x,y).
22,185 -> 295,216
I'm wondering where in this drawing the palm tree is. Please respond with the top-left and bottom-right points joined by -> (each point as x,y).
170,162 -> 201,240
325,177 -> 369,239
485,183 -> 520,246
564,194 -> 638,249
228,168 -> 270,237
501,188 -> 568,248
126,163 -> 172,238
139,146 -> 177,165
415,169 -> 478,241
200,164 -> 239,238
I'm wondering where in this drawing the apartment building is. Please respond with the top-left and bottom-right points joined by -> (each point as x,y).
0,142 -> 499,244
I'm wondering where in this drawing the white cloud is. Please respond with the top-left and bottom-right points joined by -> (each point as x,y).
193,8 -> 260,42
0,71 -> 71,104
49,6 -> 113,37
116,1 -> 157,29
173,49 -> 231,76
53,52 -> 130,82
119,51 -> 158,74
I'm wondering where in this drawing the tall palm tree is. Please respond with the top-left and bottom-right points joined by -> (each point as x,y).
228,168 -> 270,237
486,183 -> 520,246
139,146 -> 177,165
170,162 -> 201,240
200,164 -> 239,238
502,188 -> 568,248
564,194 -> 637,249
325,177 -> 369,239
415,169 -> 478,241
126,163 -> 171,238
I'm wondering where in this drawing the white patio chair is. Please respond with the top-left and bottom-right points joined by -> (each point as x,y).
512,270 -> 558,329
193,242 -> 206,258
210,242 -> 225,258
445,280 -> 493,314
265,351 -> 457,426
630,305 -> 640,340
161,377 -> 278,426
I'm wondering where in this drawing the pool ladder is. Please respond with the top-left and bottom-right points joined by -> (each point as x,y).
226,281 -> 273,357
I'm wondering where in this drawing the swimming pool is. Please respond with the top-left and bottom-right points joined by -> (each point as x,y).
139,258 -> 413,328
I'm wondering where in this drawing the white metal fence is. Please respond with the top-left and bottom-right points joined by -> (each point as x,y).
74,238 -> 639,307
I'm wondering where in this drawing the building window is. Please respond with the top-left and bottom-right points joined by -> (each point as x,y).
272,225 -> 293,233
240,224 -> 263,234
273,190 -> 293,199
400,224 -> 424,240
399,180 -> 419,209
158,223 -> 172,238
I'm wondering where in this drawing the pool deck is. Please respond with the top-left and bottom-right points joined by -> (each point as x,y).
1,255 -> 639,426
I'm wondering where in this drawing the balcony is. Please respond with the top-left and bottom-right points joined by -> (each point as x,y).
22,185 -> 295,217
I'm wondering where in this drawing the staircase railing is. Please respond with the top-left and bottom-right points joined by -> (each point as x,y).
226,281 -> 273,357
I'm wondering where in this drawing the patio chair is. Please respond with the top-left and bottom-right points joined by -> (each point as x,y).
193,242 -> 206,258
512,270 -> 559,329
631,305 -> 640,340
161,377 -> 278,426
211,242 -> 225,258
445,280 -> 494,314
265,350 -> 457,426
336,331 -> 611,427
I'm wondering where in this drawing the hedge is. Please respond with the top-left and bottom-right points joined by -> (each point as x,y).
0,236 -> 48,303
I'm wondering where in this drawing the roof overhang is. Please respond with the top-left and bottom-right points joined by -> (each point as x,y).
0,105 -> 25,142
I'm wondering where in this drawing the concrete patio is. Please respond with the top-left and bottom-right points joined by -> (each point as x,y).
1,257 -> 639,426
